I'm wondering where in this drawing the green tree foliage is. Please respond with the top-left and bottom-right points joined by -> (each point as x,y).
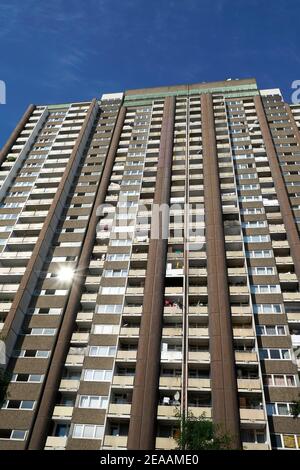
175,411 -> 233,450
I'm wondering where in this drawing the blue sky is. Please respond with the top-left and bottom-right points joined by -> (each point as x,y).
0,0 -> 299,146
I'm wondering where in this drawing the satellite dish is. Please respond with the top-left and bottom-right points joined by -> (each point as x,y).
174,391 -> 180,402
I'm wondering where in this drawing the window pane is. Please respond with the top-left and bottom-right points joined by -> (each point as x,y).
271,434 -> 282,448
274,375 -> 285,386
282,350 -> 290,359
79,396 -> 89,408
277,404 -> 288,415
270,350 -> 280,359
84,370 -> 94,381
89,397 -> 100,408
283,435 -> 296,448
259,349 -> 268,359
11,430 -> 26,440
83,425 -> 94,439
266,403 -> 276,415
73,424 -> 83,438
20,401 -> 34,410
94,426 -> 104,439
266,326 -> 276,335
286,375 -> 295,386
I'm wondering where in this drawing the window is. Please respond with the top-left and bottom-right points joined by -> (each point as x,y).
29,328 -> 56,336
93,324 -> 118,335
33,308 -> 62,315
263,374 -> 296,387
2,400 -> 35,410
259,349 -> 290,360
72,424 -> 104,440
110,239 -> 132,246
250,267 -> 275,275
0,429 -> 27,440
83,369 -> 113,382
253,304 -> 282,314
267,402 -> 292,416
251,285 -> 280,294
78,395 -> 108,409
12,349 -> 50,358
11,374 -> 43,383
243,221 -> 266,227
256,325 -> 286,336
88,346 -> 116,357
103,269 -> 128,278
271,434 -> 300,449
100,287 -> 125,295
246,250 -> 272,258
244,235 -> 270,243
95,304 -> 122,314
107,254 -> 130,261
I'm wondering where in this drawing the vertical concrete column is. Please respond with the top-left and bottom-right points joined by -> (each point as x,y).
0,104 -> 36,166
127,96 -> 175,450
201,93 -> 241,448
27,106 -> 126,450
255,96 -> 300,282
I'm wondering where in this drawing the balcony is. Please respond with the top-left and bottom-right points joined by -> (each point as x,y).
71,332 -> 89,344
187,407 -> 212,418
188,306 -> 208,315
108,403 -> 131,416
116,350 -> 137,361
161,351 -> 182,362
188,328 -> 209,337
237,379 -> 261,392
52,406 -> 74,420
120,327 -> 139,337
157,405 -> 178,418
188,352 -> 210,362
165,287 -> 184,296
188,287 -> 207,295
103,436 -> 128,448
65,354 -> 84,366
112,376 -> 134,387
188,378 -> 211,390
269,224 -> 285,233
159,376 -> 182,388
76,311 -> 93,324
283,292 -> 300,302
59,379 -> 80,392
239,408 -> 266,423
279,272 -> 298,282
45,436 -> 67,450
233,328 -> 254,338
126,287 -> 144,295
242,442 -> 269,450
155,437 -> 177,450
275,256 -> 293,266
162,327 -> 182,337
123,306 -> 142,315
235,351 -> 257,363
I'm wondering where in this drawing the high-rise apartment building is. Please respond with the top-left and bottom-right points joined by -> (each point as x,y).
0,78 -> 299,451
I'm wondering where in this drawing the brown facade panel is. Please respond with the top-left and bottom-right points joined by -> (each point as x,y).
201,93 -> 241,449
127,96 -> 176,450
